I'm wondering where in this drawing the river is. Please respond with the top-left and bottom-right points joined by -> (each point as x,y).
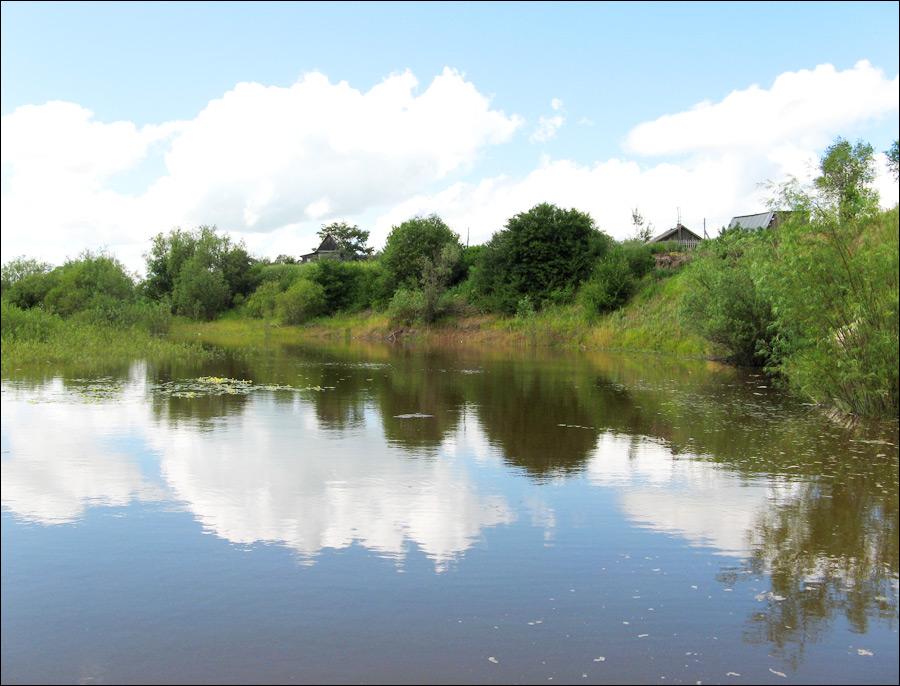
1,338 -> 897,684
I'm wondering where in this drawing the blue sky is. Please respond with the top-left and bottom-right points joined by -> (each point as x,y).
2,1 -> 898,274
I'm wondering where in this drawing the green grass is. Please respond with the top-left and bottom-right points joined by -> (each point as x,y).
584,270 -> 719,358
1,302 -> 212,372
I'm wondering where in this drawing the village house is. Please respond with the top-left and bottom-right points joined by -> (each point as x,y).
647,223 -> 704,249
299,234 -> 340,263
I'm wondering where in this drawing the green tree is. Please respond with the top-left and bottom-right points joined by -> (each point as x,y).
317,221 -> 374,261
887,139 -> 899,183
44,250 -> 136,318
171,255 -> 231,321
474,203 -> 610,313
142,225 -> 255,315
1,257 -> 56,308
814,137 -> 878,224
381,214 -> 463,291
276,279 -> 327,325
680,232 -> 778,367
631,207 -> 654,242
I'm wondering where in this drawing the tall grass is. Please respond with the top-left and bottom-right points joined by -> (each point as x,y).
1,301 -> 211,371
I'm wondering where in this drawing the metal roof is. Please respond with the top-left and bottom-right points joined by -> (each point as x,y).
727,212 -> 776,231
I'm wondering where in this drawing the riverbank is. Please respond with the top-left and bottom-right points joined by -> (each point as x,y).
171,270 -> 719,360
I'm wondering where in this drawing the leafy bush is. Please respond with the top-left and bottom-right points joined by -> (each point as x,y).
276,279 -> 327,325
172,256 -> 231,321
679,232 -> 778,367
381,214 -> 463,292
757,208 -> 898,415
474,203 -> 611,313
43,250 -> 136,318
245,281 -> 282,319
580,251 -> 635,317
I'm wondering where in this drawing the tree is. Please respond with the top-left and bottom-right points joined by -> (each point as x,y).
631,207 -> 654,242
44,250 -> 136,318
814,137 -> 878,224
317,221 -> 374,261
474,203 -> 611,313
380,214 -> 463,291
887,139 -> 899,183
142,225 -> 255,314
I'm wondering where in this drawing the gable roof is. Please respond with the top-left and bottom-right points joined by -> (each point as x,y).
649,223 -> 703,245
299,234 -> 340,262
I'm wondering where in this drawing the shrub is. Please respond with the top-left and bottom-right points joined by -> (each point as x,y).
276,279 -> 327,325
474,203 -> 611,313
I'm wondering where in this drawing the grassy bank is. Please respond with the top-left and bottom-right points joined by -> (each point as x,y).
1,302 -> 212,372
171,268 -> 718,359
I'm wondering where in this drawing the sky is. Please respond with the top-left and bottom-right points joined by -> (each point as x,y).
2,1 -> 898,276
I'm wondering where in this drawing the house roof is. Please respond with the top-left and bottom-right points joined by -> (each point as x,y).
727,211 -> 795,232
649,224 -> 703,244
727,212 -> 777,232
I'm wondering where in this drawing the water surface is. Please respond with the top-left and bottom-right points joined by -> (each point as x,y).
2,339 -> 897,684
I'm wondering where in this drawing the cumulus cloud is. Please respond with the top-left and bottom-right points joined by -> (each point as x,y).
1,61 -> 896,271
1,68 -> 522,271
624,60 -> 898,156
373,62 -> 899,244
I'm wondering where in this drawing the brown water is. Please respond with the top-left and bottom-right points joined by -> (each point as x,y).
1,338 -> 897,684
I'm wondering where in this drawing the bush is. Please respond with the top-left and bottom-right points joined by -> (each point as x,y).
581,252 -> 635,317
757,208 -> 898,415
679,232 -> 777,366
381,214 -> 463,292
474,203 -> 611,313
245,281 -> 283,319
276,279 -> 327,325
43,250 -> 136,318
172,256 -> 231,321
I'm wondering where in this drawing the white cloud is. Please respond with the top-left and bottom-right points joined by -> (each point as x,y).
1,62 -> 896,272
530,98 -> 566,143
624,60 -> 898,156
1,68 -> 522,272
373,62 -> 899,244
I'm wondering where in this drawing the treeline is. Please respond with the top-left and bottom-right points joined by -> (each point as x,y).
2,137 -> 897,416
1,204 -> 677,328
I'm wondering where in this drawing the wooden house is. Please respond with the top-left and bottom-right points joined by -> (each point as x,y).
648,223 -> 703,249
300,234 -> 340,263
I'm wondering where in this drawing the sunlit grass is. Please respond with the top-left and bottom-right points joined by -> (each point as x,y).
1,303 -> 212,372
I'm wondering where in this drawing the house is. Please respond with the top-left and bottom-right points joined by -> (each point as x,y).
726,211 -> 792,232
300,234 -> 340,263
648,223 -> 703,249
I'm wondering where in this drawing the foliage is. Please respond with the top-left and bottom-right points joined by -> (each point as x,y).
2,263 -> 59,310
1,256 -> 53,295
317,221 -> 374,261
276,279 -> 327,325
43,250 -> 136,319
474,203 -> 611,313
888,139 -> 899,183
580,241 -> 657,318
679,232 -> 778,366
814,137 -> 878,224
631,207 -> 654,242
380,214 -> 463,292
245,281 -> 282,319
171,255 -> 231,321
143,225 -> 255,314
1,300 -> 206,371
756,208 -> 898,416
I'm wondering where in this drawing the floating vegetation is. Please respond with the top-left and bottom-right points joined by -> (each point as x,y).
149,376 -> 329,399
394,413 -> 434,419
